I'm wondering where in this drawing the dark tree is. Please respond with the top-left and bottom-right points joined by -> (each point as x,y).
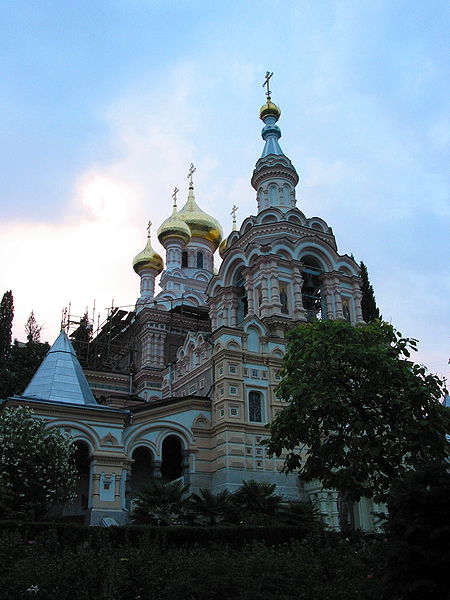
0,291 -> 14,363
70,312 -> 92,363
25,310 -> 42,343
359,261 -> 381,322
380,462 -> 450,600
9,339 -> 50,395
266,320 -> 449,503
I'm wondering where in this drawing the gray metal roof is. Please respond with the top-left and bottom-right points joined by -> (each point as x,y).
23,331 -> 98,405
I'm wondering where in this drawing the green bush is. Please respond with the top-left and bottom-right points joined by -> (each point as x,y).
0,529 -> 373,600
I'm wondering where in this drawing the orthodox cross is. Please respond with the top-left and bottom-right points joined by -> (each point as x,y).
147,220 -> 152,236
231,205 -> 238,230
262,71 -> 273,99
187,163 -> 196,185
172,186 -> 179,206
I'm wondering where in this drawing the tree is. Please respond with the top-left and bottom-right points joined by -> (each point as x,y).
25,310 -> 42,343
131,479 -> 190,525
188,488 -> 232,525
70,312 -> 92,364
266,320 -> 449,503
0,291 -> 14,363
380,462 -> 450,600
233,480 -> 282,516
0,406 -> 78,520
359,261 -> 381,322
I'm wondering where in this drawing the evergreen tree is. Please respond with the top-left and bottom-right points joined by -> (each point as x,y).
70,312 -> 92,363
359,261 -> 381,322
0,291 -> 14,363
25,310 -> 42,343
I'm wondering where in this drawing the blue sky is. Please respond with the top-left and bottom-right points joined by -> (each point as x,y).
0,0 -> 448,380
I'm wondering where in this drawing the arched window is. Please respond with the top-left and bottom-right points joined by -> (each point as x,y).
196,251 -> 204,269
301,255 -> 326,321
280,282 -> 289,314
181,251 -> 188,267
234,268 -> 248,324
248,391 -> 263,423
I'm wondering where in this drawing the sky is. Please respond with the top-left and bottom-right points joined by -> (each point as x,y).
0,0 -> 448,382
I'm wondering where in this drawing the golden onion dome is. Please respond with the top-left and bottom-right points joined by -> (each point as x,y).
259,99 -> 281,121
179,185 -> 223,250
218,237 -> 227,258
132,225 -> 164,275
157,205 -> 191,247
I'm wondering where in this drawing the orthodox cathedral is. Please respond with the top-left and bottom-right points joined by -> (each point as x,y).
6,80 -> 381,529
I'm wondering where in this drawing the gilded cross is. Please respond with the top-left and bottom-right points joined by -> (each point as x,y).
147,220 -> 152,236
262,71 -> 273,99
187,163 -> 196,185
172,186 -> 179,206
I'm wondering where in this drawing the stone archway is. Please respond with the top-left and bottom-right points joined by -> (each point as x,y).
130,446 -> 155,497
161,435 -> 183,481
64,440 -> 91,522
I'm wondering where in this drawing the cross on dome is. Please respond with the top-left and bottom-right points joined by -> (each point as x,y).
187,163 -> 196,186
172,186 -> 179,207
147,220 -> 152,237
262,71 -> 273,100
231,205 -> 238,230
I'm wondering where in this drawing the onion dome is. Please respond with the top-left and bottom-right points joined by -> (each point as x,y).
132,222 -> 164,275
218,237 -> 227,258
179,181 -> 223,250
157,196 -> 191,247
259,99 -> 281,121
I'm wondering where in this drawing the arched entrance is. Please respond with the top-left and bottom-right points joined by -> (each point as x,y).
161,435 -> 183,481
130,446 -> 154,497
65,440 -> 91,521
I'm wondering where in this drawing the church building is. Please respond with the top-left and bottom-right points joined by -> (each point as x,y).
5,80 -> 380,529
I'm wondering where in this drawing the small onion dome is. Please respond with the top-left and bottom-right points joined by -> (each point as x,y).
259,99 -> 281,122
179,185 -> 223,250
132,230 -> 164,275
157,206 -> 191,247
218,236 -> 228,258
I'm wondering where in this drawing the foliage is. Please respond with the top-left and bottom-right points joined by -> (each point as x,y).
25,310 -> 42,343
278,499 -> 323,529
0,304 -> 49,398
131,479 -> 190,525
131,478 -> 324,530
70,312 -> 92,363
359,261 -> 381,322
0,406 -> 78,520
232,480 -> 283,524
266,320 -> 449,503
0,528 -> 373,600
379,461 -> 450,600
0,291 -> 14,362
188,488 -> 232,525
8,339 -> 50,396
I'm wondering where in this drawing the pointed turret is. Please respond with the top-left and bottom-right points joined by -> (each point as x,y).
23,330 -> 97,405
251,72 -> 299,213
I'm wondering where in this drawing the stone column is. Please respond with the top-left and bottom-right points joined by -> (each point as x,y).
352,282 -> 364,323
292,264 -> 306,320
334,285 -> 344,320
245,271 -> 255,315
182,449 -> 190,485
152,459 -> 162,479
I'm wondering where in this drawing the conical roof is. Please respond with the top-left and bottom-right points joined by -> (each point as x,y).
23,331 -> 98,405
